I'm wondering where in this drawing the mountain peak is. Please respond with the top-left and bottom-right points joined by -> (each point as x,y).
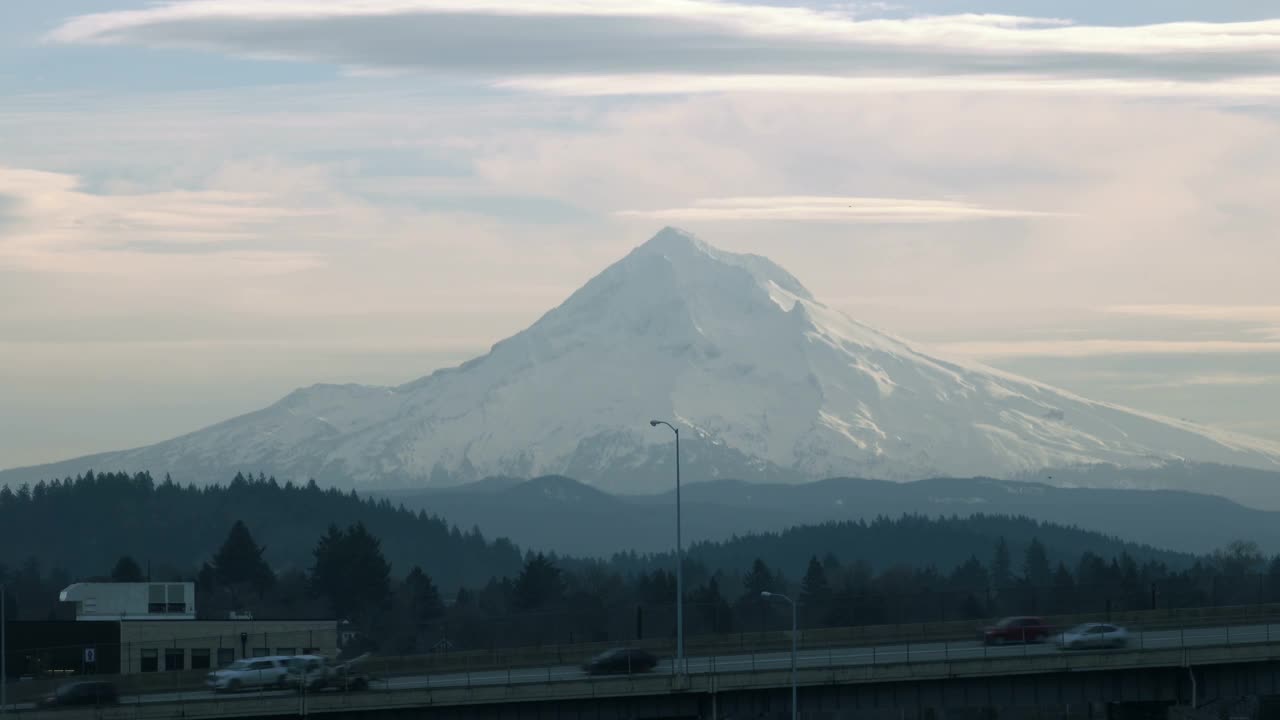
624,227 -> 814,303
640,226 -> 706,253
7,228 -> 1280,499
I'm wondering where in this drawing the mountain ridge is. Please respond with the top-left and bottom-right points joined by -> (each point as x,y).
377,470 -> 1280,558
3,227 -> 1278,498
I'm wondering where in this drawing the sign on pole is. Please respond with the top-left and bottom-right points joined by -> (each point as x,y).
83,648 -> 96,664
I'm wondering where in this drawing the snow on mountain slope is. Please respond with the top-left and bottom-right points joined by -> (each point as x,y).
4,227 -> 1279,494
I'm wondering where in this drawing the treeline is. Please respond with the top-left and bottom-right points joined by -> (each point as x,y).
5,471 -> 1280,657
604,513 -> 1189,580
5,524 -> 1278,657
0,470 -> 524,590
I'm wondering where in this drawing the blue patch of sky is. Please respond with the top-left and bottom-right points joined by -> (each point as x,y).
788,0 -> 1277,24
1,46 -> 337,95
295,147 -> 475,179
0,1 -> 332,95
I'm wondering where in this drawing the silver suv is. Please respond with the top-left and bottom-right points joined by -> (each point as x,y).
207,656 -> 293,692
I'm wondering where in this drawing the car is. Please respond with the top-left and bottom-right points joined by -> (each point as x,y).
286,654 -> 372,692
582,648 -> 658,675
38,681 -> 119,708
207,656 -> 294,692
1057,623 -> 1130,650
980,616 -> 1053,645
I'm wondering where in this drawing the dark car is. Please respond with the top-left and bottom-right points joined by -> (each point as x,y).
980,616 -> 1053,645
39,681 -> 119,708
582,648 -> 658,675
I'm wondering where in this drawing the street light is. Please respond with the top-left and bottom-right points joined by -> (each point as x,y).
761,591 -> 797,720
2,582 -> 7,718
649,419 -> 684,676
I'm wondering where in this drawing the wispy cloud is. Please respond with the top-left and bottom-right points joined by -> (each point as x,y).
46,1 -> 1280,98
938,339 -> 1280,359
618,196 -> 1058,223
0,165 -> 326,274
1106,305 -> 1280,322
498,73 -> 1280,99
1129,373 -> 1280,391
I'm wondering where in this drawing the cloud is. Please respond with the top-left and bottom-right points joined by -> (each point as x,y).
0,165 -> 326,274
617,195 -> 1058,222
1129,373 -> 1280,390
498,73 -> 1280,99
1106,304 -> 1280,322
47,1 -> 1280,98
937,340 -> 1280,359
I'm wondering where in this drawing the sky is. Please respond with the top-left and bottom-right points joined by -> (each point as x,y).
2,0 -> 1280,469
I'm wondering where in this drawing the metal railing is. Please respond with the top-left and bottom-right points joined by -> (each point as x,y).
6,615 -> 1280,716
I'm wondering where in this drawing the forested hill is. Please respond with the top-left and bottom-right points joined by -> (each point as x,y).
0,471 -> 524,591
3,470 -> 1198,593
608,514 -> 1193,580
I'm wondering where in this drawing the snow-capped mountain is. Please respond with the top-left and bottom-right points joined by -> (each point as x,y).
5,228 -> 1280,494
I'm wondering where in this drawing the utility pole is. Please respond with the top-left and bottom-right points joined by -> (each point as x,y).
650,420 -> 684,675
2,582 -> 8,718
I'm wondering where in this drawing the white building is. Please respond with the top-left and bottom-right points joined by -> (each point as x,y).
60,582 -> 196,621
54,583 -> 337,675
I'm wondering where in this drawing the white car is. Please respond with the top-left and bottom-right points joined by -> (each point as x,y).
1057,623 -> 1130,650
207,656 -> 294,692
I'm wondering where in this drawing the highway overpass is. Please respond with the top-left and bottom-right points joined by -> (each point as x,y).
8,620 -> 1280,719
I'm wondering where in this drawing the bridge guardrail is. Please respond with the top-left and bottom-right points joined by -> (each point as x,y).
6,603 -> 1280,707
10,627 -> 1280,719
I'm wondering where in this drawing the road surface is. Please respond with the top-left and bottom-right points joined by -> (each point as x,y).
8,622 -> 1279,711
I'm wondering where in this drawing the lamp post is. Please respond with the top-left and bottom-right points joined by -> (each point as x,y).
762,591 -> 797,720
2,582 -> 7,718
649,419 -> 684,676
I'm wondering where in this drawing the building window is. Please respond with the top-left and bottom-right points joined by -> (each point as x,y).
148,584 -> 166,614
217,648 -> 235,667
303,648 -> 319,656
165,648 -> 185,671
252,647 -> 269,658
166,583 -> 187,613
276,648 -> 296,657
191,649 -> 211,670
140,649 -> 159,673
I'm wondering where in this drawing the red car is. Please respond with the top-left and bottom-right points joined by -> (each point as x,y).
980,616 -> 1053,645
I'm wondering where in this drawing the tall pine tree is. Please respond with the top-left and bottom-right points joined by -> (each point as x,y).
1023,538 -> 1051,588
309,522 -> 392,620
211,520 -> 275,595
513,553 -> 564,611
991,537 -> 1012,590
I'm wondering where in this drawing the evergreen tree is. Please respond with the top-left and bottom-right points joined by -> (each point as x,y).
950,555 -> 989,594
1053,562 -> 1074,592
211,520 -> 276,595
1076,551 -> 1108,590
742,558 -> 777,597
402,566 -> 445,621
513,553 -> 564,611
800,556 -> 832,605
110,555 -> 145,583
693,577 -> 733,633
991,537 -> 1012,590
309,522 -> 392,620
1023,538 -> 1051,588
